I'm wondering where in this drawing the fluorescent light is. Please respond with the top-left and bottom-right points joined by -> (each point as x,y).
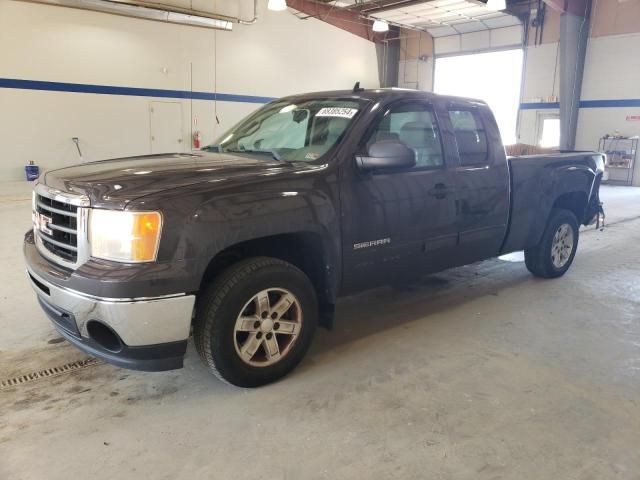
486,0 -> 506,10
167,12 -> 233,30
372,19 -> 389,32
268,0 -> 287,11
18,0 -> 234,30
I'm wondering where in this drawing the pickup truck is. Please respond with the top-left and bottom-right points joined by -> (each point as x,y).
24,88 -> 605,387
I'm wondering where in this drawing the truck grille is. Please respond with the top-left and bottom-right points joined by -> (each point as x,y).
33,184 -> 90,269
36,195 -> 79,262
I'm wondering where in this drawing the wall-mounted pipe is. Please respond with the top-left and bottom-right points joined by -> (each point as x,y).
238,0 -> 258,25
15,0 -> 261,30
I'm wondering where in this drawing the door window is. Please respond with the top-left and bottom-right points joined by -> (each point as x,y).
367,103 -> 444,169
448,109 -> 489,166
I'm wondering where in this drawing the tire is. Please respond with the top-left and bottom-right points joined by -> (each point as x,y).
194,257 -> 317,387
525,208 -> 579,279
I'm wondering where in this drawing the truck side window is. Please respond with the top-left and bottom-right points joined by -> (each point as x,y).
448,109 -> 489,166
368,104 -> 444,169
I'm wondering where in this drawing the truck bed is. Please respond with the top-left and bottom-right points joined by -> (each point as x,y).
501,152 -> 604,254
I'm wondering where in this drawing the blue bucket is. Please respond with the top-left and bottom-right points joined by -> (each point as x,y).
25,164 -> 40,181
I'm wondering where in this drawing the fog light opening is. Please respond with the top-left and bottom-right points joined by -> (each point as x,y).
87,321 -> 123,353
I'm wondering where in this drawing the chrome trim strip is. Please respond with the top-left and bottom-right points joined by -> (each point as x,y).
36,230 -> 78,251
35,183 -> 90,207
35,233 -> 79,270
26,267 -> 187,303
48,223 -> 76,235
36,200 -> 78,217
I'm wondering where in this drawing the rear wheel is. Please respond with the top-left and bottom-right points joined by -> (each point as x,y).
194,257 -> 317,387
525,209 -> 579,278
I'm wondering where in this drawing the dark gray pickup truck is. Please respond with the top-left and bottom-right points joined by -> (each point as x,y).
24,88 -> 605,387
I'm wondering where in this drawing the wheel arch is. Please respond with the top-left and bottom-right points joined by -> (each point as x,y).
198,232 -> 338,328
551,191 -> 589,224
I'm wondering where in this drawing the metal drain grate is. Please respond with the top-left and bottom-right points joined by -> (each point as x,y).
0,357 -> 102,389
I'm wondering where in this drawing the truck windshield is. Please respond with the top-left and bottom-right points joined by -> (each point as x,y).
209,99 -> 365,162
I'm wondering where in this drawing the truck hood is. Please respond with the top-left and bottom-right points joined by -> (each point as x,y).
43,152 -> 319,209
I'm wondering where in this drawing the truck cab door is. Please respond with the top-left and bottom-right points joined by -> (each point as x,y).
339,100 -> 458,294
444,103 -> 510,265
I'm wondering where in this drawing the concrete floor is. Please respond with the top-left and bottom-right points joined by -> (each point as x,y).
1,183 -> 639,479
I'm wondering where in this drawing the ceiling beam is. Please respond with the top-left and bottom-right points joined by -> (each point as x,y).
286,0 -> 384,41
357,0 -> 436,14
543,0 -> 591,16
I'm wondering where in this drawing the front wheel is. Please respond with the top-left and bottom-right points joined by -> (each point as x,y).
194,257 -> 317,387
525,209 -> 579,278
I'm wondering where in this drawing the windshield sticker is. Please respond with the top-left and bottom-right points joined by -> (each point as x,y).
305,152 -> 320,160
316,107 -> 358,119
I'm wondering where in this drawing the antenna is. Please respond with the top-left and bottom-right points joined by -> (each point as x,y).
353,81 -> 364,93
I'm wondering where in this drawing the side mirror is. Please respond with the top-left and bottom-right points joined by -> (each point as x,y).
356,141 -> 416,172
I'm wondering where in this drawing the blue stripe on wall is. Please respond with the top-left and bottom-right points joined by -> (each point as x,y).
2,77 -> 639,110
0,77 -> 275,104
520,99 -> 640,110
579,99 -> 640,108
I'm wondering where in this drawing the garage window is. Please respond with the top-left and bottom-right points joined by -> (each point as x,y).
434,49 -> 523,145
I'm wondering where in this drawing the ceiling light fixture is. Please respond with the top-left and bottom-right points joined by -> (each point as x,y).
372,19 -> 389,32
268,0 -> 287,11
16,0 -> 234,30
486,0 -> 506,11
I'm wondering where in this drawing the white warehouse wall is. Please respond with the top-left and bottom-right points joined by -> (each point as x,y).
577,32 -> 640,185
398,29 -> 434,91
517,5 -> 640,185
576,33 -> 640,146
0,0 -> 379,181
517,41 -> 561,145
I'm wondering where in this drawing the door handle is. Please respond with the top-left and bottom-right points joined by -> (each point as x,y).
428,183 -> 452,199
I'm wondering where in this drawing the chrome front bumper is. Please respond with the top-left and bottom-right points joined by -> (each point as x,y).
26,266 -> 195,347
25,241 -> 196,372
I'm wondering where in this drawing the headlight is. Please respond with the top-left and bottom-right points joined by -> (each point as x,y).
90,210 -> 162,262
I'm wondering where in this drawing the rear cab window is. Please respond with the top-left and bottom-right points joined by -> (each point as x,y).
448,109 -> 489,166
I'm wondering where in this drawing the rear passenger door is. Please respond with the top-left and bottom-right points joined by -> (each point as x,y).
340,100 -> 458,292
445,104 -> 510,264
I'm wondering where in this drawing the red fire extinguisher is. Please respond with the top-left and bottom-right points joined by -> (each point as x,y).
192,131 -> 201,149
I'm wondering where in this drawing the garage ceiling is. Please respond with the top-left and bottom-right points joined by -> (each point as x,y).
326,0 -> 521,37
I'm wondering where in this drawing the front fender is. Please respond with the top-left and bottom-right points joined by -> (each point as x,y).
154,185 -> 342,298
188,188 -> 338,257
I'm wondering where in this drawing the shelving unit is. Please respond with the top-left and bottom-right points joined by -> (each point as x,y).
599,137 -> 637,186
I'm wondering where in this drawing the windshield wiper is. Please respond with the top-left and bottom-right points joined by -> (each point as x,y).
202,144 -> 222,152
224,148 -> 284,162
266,149 -> 283,162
